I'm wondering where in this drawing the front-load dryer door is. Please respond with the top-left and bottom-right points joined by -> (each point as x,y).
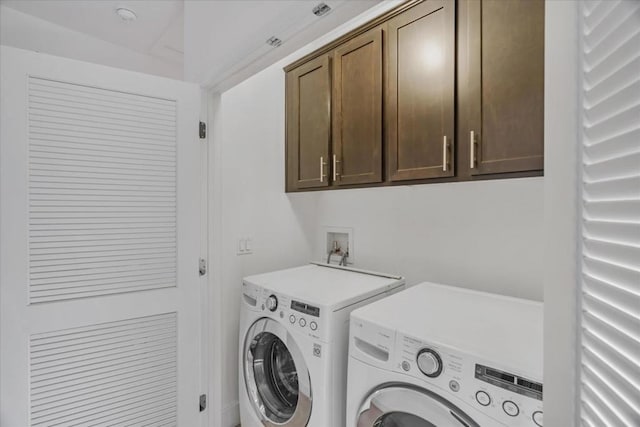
244,317 -> 312,427
357,385 -> 480,427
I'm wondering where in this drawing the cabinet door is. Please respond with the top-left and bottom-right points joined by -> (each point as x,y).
286,55 -> 331,191
333,28 -> 383,186
467,0 -> 544,175
387,0 -> 455,181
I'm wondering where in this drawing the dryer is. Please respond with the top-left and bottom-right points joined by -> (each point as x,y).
239,263 -> 405,427
347,283 -> 544,427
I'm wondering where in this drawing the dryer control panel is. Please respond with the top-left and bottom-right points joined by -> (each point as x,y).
394,333 -> 544,427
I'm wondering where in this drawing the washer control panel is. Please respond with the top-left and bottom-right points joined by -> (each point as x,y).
242,282 -> 326,341
394,333 -> 544,426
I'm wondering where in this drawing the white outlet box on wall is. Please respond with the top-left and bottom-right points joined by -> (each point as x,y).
320,226 -> 353,265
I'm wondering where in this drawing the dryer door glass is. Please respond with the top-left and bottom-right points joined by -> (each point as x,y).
357,385 -> 479,427
244,318 -> 312,426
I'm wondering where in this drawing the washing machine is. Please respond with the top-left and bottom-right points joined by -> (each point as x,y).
239,263 -> 405,427
347,283 -> 544,427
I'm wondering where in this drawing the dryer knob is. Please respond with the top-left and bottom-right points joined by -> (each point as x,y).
417,349 -> 443,378
266,295 -> 278,312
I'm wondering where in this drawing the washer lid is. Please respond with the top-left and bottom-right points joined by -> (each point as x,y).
243,264 -> 404,312
357,385 -> 479,427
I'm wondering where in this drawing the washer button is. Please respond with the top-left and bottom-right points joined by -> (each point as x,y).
502,400 -> 519,417
449,380 -> 460,392
401,361 -> 411,371
289,315 -> 296,324
475,391 -> 491,406
299,318 -> 307,327
532,411 -> 543,426
310,321 -> 318,331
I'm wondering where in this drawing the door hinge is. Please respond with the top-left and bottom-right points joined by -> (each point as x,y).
199,394 -> 207,412
199,258 -> 207,276
199,121 -> 206,139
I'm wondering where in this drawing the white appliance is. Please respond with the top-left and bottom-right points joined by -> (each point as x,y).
239,263 -> 405,427
347,283 -> 544,427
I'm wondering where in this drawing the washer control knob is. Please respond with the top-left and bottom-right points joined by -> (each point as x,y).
310,321 -> 318,331
475,390 -> 491,406
416,348 -> 443,377
502,400 -> 519,417
289,315 -> 296,324
299,318 -> 307,327
265,295 -> 278,312
532,411 -> 543,426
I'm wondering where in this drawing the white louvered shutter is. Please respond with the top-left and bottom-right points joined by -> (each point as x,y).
579,1 -> 640,426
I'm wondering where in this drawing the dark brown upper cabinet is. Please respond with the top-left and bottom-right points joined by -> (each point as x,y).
464,0 -> 545,176
386,0 -> 455,181
283,0 -> 545,192
332,28 -> 383,186
285,54 -> 331,191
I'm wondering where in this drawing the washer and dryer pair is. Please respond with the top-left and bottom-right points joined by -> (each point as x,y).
239,264 -> 544,427
238,263 -> 405,427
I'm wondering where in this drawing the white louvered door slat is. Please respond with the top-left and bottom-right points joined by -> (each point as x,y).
579,1 -> 640,426
0,46 -> 201,426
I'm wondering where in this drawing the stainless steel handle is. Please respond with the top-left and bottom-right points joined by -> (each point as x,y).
442,136 -> 448,172
333,154 -> 340,181
320,156 -> 326,182
470,130 -> 476,169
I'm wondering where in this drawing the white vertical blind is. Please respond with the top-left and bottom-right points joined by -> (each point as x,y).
579,1 -> 640,426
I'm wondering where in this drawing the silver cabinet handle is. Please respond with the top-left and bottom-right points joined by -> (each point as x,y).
442,136 -> 448,172
320,156 -> 326,182
333,154 -> 340,181
470,130 -> 476,169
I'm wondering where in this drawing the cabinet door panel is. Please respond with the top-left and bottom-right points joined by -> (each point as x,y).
468,0 -> 544,175
286,55 -> 331,190
387,0 -> 455,181
333,28 -> 383,185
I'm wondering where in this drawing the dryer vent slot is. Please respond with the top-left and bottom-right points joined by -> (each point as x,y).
243,294 -> 258,307
354,337 -> 389,362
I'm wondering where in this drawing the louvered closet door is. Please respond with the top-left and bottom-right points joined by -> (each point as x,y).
0,46 -> 201,426
579,1 -> 640,426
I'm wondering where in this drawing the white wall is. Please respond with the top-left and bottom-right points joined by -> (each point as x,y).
0,6 -> 181,79
210,2 -> 545,425
314,178 -> 544,300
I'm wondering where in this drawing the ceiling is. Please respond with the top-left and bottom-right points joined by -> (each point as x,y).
183,0 -> 383,90
0,0 -> 384,90
1,0 -> 184,64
